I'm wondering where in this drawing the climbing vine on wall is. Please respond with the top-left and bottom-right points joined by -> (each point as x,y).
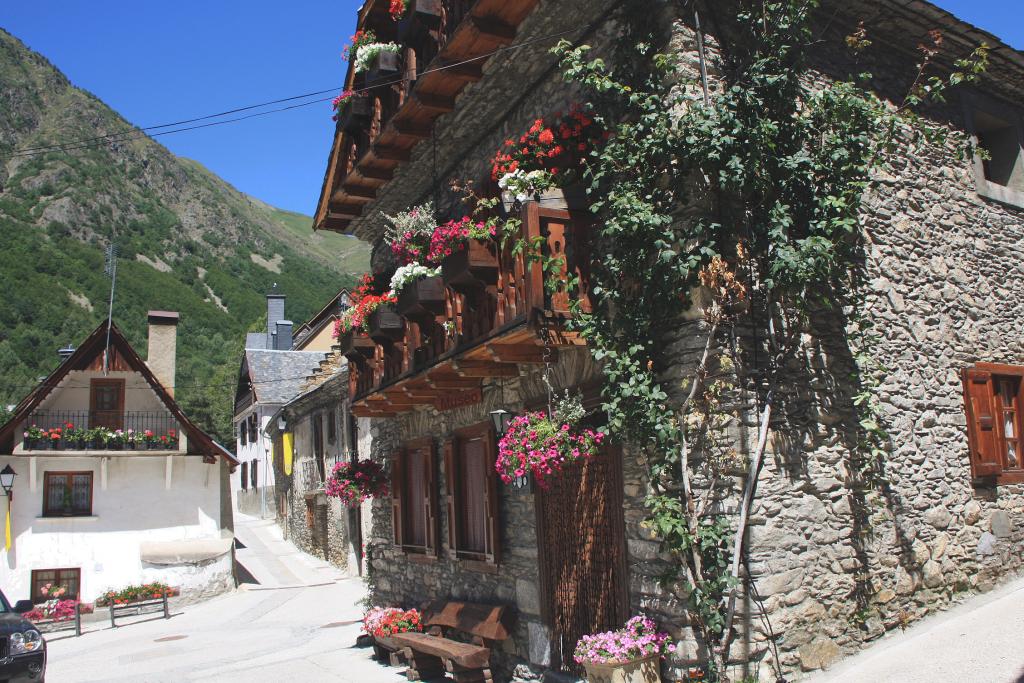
552,0 -> 988,678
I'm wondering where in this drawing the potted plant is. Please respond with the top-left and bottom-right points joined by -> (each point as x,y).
333,90 -> 373,134
142,429 -> 159,450
495,394 -> 606,489
354,41 -> 401,79
162,429 -> 178,450
62,423 -> 84,450
108,429 -> 125,451
430,217 -> 500,294
23,425 -> 46,451
123,428 -> 137,449
574,616 -> 673,683
384,202 -> 436,266
363,606 -> 423,663
46,426 -> 63,451
366,304 -> 405,345
334,272 -> 399,346
391,263 -> 444,324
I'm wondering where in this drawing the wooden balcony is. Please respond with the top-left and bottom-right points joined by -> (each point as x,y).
348,203 -> 591,417
317,0 -> 542,233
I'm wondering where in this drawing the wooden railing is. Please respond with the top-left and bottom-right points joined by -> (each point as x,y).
347,202 -> 591,403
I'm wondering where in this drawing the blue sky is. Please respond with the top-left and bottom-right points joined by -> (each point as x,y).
0,1 -> 1020,216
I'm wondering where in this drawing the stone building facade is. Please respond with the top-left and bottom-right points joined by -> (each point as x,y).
313,0 -> 1024,680
271,368 -> 369,577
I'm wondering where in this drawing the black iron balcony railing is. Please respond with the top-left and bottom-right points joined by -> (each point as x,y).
21,410 -> 181,451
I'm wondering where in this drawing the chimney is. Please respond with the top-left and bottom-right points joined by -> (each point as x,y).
146,311 -> 179,397
57,344 -> 76,362
266,285 -> 285,347
274,320 -> 293,350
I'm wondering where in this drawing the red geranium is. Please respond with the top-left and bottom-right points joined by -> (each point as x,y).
490,106 -> 603,182
388,0 -> 407,20
333,273 -> 397,337
426,217 -> 496,263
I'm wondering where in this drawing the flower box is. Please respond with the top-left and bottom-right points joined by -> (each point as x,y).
337,95 -> 373,135
503,184 -> 589,213
582,654 -> 661,683
367,50 -> 401,87
338,330 -> 377,363
395,276 -> 446,325
367,305 -> 405,344
441,239 -> 499,294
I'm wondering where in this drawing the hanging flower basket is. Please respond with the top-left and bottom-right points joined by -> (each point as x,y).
338,329 -> 377,362
495,411 -> 605,488
396,275 -> 446,325
367,305 -> 405,344
575,616 -> 672,683
325,460 -> 389,507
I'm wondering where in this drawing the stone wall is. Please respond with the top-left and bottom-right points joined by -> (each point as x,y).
236,485 -> 275,518
350,2 -> 1024,681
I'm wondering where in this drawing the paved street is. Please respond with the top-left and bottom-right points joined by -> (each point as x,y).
46,514 -> 407,682
811,576 -> 1024,683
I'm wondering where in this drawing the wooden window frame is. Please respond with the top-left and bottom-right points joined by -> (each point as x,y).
391,438 -> 439,557
444,422 -> 501,566
963,363 -> 1024,484
89,378 -> 125,431
240,462 -> 249,491
251,460 -> 258,489
42,472 -> 94,517
31,568 -> 81,603
963,94 -> 1024,209
327,409 -> 337,445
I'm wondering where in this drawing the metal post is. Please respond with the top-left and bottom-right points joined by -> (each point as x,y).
162,591 -> 170,619
74,602 -> 81,637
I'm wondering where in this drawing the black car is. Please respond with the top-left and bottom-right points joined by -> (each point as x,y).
0,590 -> 46,682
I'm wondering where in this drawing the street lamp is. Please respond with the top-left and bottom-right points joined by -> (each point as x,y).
489,408 -> 513,436
0,465 -> 15,500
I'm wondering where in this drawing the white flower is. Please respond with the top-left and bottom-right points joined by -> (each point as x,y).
353,42 -> 402,74
389,264 -> 440,292
499,169 -> 553,203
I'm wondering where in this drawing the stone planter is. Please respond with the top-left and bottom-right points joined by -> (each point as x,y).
582,655 -> 661,683
367,305 -> 405,345
367,50 -> 401,87
396,276 -> 446,325
441,239 -> 499,294
336,95 -> 372,135
338,330 -> 377,363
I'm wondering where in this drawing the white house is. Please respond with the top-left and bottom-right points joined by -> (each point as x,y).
232,289 -> 326,519
0,312 -> 237,605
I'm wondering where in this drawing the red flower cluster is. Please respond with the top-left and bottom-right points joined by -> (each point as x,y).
331,90 -> 360,121
363,607 -> 423,638
333,273 -> 397,337
388,0 -> 407,20
342,29 -> 377,61
490,106 -> 603,181
96,582 -> 175,607
495,411 -> 606,489
426,217 -> 496,264
325,460 -> 388,507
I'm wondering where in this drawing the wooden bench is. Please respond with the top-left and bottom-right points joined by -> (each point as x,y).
109,594 -> 170,627
391,601 -> 515,683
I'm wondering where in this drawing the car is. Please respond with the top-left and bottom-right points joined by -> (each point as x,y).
0,589 -> 46,682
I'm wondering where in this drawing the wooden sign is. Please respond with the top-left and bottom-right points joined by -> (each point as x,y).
434,388 -> 482,412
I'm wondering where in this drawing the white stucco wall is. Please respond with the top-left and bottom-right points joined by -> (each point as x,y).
17,370 -> 185,453
0,454 -> 227,603
230,407 -> 275,518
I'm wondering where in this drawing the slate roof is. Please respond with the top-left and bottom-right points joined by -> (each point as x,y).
244,349 -> 326,405
245,332 -> 268,350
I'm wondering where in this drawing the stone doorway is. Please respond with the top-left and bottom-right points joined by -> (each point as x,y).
535,445 -> 630,672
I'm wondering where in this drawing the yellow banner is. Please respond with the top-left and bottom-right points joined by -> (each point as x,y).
283,432 -> 294,476
5,498 -> 11,552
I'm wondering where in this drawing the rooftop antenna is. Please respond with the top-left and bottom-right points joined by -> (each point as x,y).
102,243 -> 119,375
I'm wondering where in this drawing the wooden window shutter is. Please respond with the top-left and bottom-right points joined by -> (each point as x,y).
962,368 -> 1002,477
483,428 -> 501,565
424,441 -> 440,556
391,448 -> 405,548
443,438 -> 460,558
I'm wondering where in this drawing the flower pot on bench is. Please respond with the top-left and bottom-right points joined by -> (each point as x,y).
441,239 -> 499,294
396,276 -> 446,325
367,305 -> 405,345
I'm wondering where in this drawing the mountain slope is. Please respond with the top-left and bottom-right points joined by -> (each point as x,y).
0,28 -> 368,443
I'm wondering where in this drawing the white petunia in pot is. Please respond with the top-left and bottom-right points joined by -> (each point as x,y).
353,42 -> 402,74
389,263 -> 441,293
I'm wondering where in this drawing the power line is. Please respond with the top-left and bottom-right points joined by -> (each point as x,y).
1,27 -> 578,160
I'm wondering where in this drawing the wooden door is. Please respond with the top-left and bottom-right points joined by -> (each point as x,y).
536,445 -> 629,672
89,378 -> 124,430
